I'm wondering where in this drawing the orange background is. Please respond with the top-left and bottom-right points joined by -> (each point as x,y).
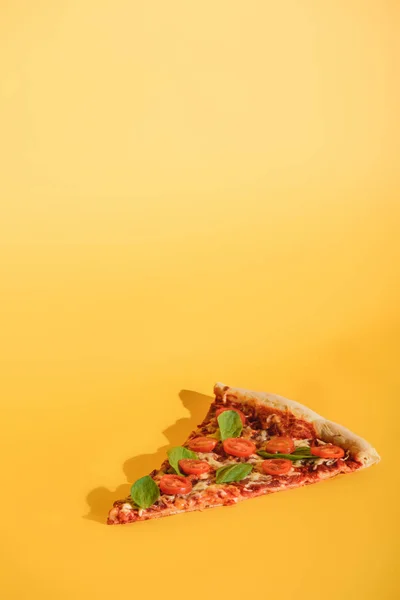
1,2 -> 399,599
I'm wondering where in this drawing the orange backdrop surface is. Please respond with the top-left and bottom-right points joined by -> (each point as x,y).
1,2 -> 399,599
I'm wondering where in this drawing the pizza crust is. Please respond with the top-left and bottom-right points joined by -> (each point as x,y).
214,382 -> 380,468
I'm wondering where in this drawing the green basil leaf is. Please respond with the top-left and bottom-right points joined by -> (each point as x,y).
216,463 -> 253,484
167,446 -> 198,475
257,450 -> 317,461
217,410 -> 243,441
291,446 -> 314,457
130,476 -> 160,509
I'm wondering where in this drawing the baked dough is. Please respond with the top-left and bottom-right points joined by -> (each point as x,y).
214,382 -> 380,468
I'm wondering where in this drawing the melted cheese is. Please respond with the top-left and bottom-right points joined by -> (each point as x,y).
294,438 -> 311,448
256,430 -> 268,442
247,454 -> 264,465
244,470 -> 273,488
192,480 -> 210,493
248,471 -> 272,482
197,452 -> 225,469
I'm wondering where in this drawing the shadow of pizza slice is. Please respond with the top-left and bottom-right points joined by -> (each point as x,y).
107,382 -> 380,525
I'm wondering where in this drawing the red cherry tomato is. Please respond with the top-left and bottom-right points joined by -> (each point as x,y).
215,407 -> 246,425
310,444 -> 345,459
264,436 -> 295,454
159,475 -> 192,495
187,437 -> 218,453
223,437 -> 256,457
262,459 -> 292,475
178,459 -> 211,475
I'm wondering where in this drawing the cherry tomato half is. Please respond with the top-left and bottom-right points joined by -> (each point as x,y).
264,436 -> 295,455
159,474 -> 192,495
215,407 -> 246,425
310,444 -> 345,459
262,459 -> 292,475
223,437 -> 256,457
187,437 -> 218,453
178,459 -> 211,475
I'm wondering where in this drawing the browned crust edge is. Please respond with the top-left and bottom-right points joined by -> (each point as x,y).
214,382 -> 380,468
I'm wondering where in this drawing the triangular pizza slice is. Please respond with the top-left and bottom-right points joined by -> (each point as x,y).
107,382 -> 380,524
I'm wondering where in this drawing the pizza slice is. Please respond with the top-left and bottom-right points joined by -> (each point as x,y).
107,382 -> 380,524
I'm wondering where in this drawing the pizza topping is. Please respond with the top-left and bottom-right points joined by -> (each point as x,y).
218,410 -> 243,441
245,470 -> 271,482
215,407 -> 246,425
255,430 -> 268,442
131,475 -> 160,508
294,438 -> 311,448
264,436 -> 295,454
310,444 -> 345,459
310,458 -> 325,468
178,459 -> 211,475
129,432 -> 346,514
191,479 -> 211,492
247,454 -> 265,465
223,437 -> 256,457
167,446 -> 198,475
257,446 -> 318,461
194,454 -> 223,472
258,406 -> 317,439
215,463 -> 253,484
262,459 -> 292,475
159,474 -> 193,495
188,437 -> 218,453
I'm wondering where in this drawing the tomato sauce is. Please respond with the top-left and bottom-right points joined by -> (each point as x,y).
210,399 -> 317,439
